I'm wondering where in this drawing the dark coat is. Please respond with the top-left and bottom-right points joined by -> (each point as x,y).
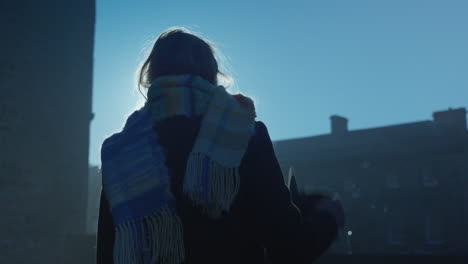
96,116 -> 339,264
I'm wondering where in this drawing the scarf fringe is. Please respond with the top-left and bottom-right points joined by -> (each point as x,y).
113,207 -> 185,264
183,152 -> 240,218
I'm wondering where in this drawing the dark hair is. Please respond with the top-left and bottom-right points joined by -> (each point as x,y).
138,28 -> 230,100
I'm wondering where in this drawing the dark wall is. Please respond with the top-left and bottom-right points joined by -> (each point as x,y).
0,1 -> 95,262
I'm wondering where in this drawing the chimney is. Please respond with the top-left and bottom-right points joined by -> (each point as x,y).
433,108 -> 467,134
330,115 -> 348,135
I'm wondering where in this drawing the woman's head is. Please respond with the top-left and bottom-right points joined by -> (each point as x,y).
138,28 -> 229,98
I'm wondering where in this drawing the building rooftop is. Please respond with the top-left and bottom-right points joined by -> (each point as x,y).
273,108 -> 468,161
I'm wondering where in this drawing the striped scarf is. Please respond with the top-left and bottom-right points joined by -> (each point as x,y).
100,74 -> 256,264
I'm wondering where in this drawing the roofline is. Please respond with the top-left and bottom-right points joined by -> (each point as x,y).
273,120 -> 436,144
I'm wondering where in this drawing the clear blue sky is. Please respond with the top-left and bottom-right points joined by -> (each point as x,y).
90,0 -> 468,166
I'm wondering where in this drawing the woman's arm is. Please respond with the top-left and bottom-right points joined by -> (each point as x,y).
242,121 -> 341,264
96,190 -> 115,264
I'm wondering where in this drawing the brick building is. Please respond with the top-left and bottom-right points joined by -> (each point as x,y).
273,108 -> 468,256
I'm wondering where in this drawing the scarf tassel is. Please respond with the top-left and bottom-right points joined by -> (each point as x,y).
183,152 -> 240,218
113,207 -> 185,264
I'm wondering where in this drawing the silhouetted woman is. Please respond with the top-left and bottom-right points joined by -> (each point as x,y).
96,27 -> 345,264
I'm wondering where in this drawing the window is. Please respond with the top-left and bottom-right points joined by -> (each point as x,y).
387,219 -> 407,245
424,215 -> 444,245
422,167 -> 438,187
344,180 -> 360,198
360,160 -> 371,169
351,184 -> 360,199
386,206 -> 407,245
344,177 -> 353,191
386,172 -> 399,189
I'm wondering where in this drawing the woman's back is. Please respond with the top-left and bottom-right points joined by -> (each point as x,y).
97,115 -> 340,264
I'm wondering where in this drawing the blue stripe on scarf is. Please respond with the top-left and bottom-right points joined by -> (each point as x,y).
187,75 -> 196,116
102,107 -> 176,226
201,154 -> 210,199
207,98 -> 233,154
184,85 -> 193,116
111,183 -> 176,225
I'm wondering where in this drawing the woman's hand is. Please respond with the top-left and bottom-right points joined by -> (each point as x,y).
315,196 -> 346,228
292,191 -> 346,228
